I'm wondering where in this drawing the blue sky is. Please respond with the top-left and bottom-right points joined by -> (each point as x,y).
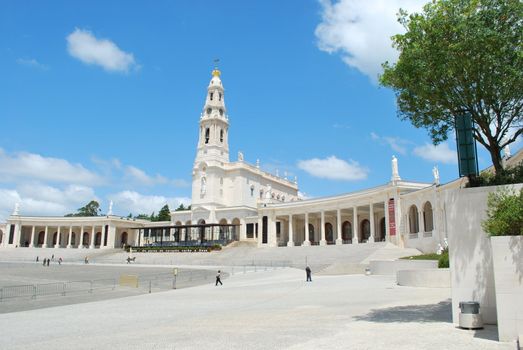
0,0 -> 519,220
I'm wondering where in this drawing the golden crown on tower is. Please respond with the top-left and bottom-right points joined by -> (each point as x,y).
212,68 -> 221,77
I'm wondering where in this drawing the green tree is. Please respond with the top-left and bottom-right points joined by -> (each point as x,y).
157,204 -> 171,221
175,203 -> 186,211
65,200 -> 101,217
380,0 -> 523,174
135,214 -> 152,221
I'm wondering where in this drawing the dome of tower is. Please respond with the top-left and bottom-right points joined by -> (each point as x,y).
209,68 -> 223,88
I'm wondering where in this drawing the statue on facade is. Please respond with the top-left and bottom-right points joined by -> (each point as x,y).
238,151 -> 244,162
12,202 -> 20,216
432,166 -> 440,185
265,185 -> 272,200
391,155 -> 401,182
256,159 -> 260,169
200,172 -> 207,196
107,200 -> 113,215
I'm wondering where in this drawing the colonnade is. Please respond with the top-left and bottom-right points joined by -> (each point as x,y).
1,223 -> 121,249
259,198 -> 397,247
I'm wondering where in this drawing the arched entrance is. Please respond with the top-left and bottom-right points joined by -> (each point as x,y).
232,218 -> 241,239
218,219 -> 228,239
95,232 -> 102,246
378,218 -> 386,241
325,223 -> 333,243
342,221 -> 352,242
121,232 -> 128,247
197,219 -> 206,243
361,219 -> 370,242
38,231 -> 45,245
82,232 -> 89,247
423,201 -> 434,232
409,205 -> 419,234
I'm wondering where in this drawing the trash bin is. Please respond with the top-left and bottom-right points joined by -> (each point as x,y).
458,301 -> 483,329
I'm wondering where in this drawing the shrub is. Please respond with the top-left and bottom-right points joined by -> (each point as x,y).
438,249 -> 449,268
482,188 -> 523,236
475,162 -> 523,187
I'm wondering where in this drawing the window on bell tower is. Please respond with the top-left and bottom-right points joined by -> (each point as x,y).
220,129 -> 224,143
210,92 -> 214,101
219,92 -> 222,101
205,128 -> 210,144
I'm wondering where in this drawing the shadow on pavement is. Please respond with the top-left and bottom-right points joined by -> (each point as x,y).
353,299 -> 452,323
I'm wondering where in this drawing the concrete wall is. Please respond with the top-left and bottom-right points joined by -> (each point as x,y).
369,259 -> 438,275
490,235 -> 523,341
446,184 -> 523,326
397,269 -> 450,288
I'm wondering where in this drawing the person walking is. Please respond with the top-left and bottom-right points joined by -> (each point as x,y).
46,258 -> 50,267
42,258 -> 46,266
305,266 -> 312,282
58,257 -> 62,265
215,270 -> 223,286
36,256 -> 39,263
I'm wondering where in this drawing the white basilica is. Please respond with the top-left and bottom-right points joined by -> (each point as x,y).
1,69 -> 521,253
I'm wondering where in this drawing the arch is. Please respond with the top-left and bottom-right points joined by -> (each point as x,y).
325,223 -> 334,243
378,217 -> 386,242
83,232 -> 89,246
423,201 -> 434,232
361,219 -> 370,242
38,231 -> 45,245
308,224 -> 315,242
409,205 -> 420,234
219,219 -> 228,236
121,232 -> 128,246
95,232 -> 102,246
232,218 -> 241,238
175,221 -> 182,226
342,221 -> 352,241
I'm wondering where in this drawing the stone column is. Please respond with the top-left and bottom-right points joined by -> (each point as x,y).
336,209 -> 342,245
78,226 -> 84,248
353,207 -> 359,244
303,213 -> 310,246
267,213 -> 276,247
29,226 -> 36,248
384,199 -> 390,243
13,223 -> 21,247
369,203 -> 375,243
257,216 -> 263,247
418,205 -> 424,236
67,226 -> 73,248
320,211 -> 326,246
55,226 -> 61,248
42,226 -> 49,248
90,226 -> 96,249
287,214 -> 294,247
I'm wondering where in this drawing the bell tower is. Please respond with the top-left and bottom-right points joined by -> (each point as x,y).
194,68 -> 230,165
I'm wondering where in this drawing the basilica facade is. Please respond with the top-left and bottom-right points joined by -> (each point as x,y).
2,69 -> 520,253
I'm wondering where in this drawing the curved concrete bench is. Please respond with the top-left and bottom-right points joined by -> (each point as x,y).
369,260 -> 438,275
397,268 -> 450,288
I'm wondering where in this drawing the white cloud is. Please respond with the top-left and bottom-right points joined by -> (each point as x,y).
413,142 -> 457,164
0,149 -> 103,185
16,58 -> 49,70
315,0 -> 425,81
124,165 -> 190,188
370,132 -> 410,155
66,28 -> 137,73
109,191 -> 191,216
297,155 -> 368,181
0,184 -> 97,221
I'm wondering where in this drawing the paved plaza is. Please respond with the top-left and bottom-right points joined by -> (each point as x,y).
0,266 -> 512,350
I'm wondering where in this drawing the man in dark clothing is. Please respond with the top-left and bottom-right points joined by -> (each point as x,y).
215,270 -> 223,286
306,266 -> 312,282
46,258 -> 50,266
